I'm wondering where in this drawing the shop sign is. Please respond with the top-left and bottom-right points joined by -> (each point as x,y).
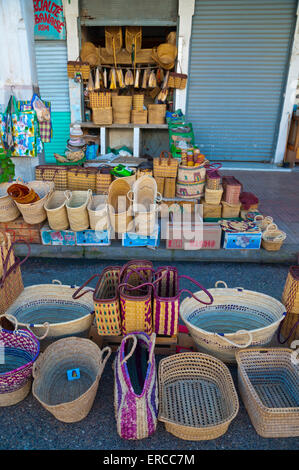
33,0 -> 66,40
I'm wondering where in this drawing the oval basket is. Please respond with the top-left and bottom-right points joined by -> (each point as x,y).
158,352 -> 239,440
0,315 -> 40,406
0,183 -> 20,222
15,181 -> 54,224
32,337 -> 111,423
5,281 -> 94,350
180,281 -> 286,363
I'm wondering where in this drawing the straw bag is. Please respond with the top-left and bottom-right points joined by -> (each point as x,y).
158,353 -> 239,440
35,165 -> 68,191
32,337 -> 111,423
96,167 -> 112,194
261,224 -> 286,251
0,232 -> 29,315
65,189 -> 92,232
180,280 -> 286,363
114,332 -> 158,440
0,314 -> 39,406
44,191 -> 69,231
68,167 -> 97,192
153,151 -> 178,178
73,267 -> 122,336
14,180 -> 54,225
205,163 -> 222,190
176,162 -> 206,199
87,195 -> 109,231
119,260 -> 153,335
236,348 -> 299,438
107,179 -> 133,234
128,176 -> 161,236
0,182 -> 20,222
148,104 -> 166,124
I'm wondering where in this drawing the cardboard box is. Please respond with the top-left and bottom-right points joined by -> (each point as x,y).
223,231 -> 262,249
0,217 -> 42,244
122,224 -> 160,247
41,224 -> 76,246
76,229 -> 111,246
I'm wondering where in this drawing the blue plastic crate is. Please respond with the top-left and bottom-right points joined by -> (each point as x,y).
76,230 -> 111,246
223,231 -> 262,249
122,225 -> 160,247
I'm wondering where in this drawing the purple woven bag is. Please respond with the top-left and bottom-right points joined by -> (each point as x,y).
114,332 -> 158,440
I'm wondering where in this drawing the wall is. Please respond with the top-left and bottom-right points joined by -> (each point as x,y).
0,0 -> 40,180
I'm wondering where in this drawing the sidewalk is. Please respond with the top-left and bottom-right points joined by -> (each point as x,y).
14,169 -> 299,264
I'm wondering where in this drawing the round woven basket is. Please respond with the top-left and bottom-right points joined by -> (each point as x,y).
261,224 -> 286,252
5,281 -> 94,350
15,181 -> 54,224
107,179 -> 133,234
180,280 -> 286,363
0,182 -> 20,222
44,191 -> 69,231
32,337 -> 111,423
87,195 -> 108,231
65,189 -> 92,232
158,353 -> 239,440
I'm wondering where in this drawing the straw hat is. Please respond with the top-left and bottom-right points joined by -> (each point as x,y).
166,31 -> 176,45
151,43 -> 177,70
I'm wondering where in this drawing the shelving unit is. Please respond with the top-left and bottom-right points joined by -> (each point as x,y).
80,122 -> 168,156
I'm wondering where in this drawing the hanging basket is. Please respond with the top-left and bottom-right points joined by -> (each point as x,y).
0,314 -> 40,406
180,280 -> 286,363
32,337 -> 111,423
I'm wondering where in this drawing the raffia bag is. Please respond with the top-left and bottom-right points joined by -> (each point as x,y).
14,181 -> 54,225
176,163 -> 206,199
87,195 -> 109,231
44,191 -> 69,231
32,337 -> 111,423
107,179 -> 133,234
65,190 -> 92,232
67,167 -> 97,192
0,183 -> 20,222
35,165 -> 68,191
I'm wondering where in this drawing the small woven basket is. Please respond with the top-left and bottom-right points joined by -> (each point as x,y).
92,107 -> 113,125
236,348 -> 299,438
89,91 -> 111,109
261,223 -> 286,251
44,191 -> 69,231
32,337 -> 111,423
96,169 -> 112,195
222,176 -> 242,205
107,179 -> 133,234
148,104 -> 166,125
204,186 -> 223,205
158,353 -> 239,440
221,200 -> 241,218
202,201 -> 222,219
132,94 -> 144,111
131,109 -> 147,124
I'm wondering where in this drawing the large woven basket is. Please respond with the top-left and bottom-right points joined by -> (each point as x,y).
15,181 -> 54,225
131,109 -> 147,124
148,104 -> 166,125
92,107 -> 113,125
236,348 -> 299,438
112,95 -> 132,111
107,179 -> 133,234
128,175 -> 160,236
67,167 -> 97,193
0,182 -> 20,222
202,201 -> 222,219
44,191 -> 69,231
158,353 -> 239,440
87,195 -> 109,231
0,314 -> 40,406
176,163 -> 206,200
180,280 -> 286,363
35,165 -> 68,191
32,337 -> 111,423
65,189 -> 92,232
5,280 -> 94,350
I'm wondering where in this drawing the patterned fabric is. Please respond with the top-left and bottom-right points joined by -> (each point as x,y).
114,332 -> 158,440
0,329 -> 39,394
18,100 -> 52,144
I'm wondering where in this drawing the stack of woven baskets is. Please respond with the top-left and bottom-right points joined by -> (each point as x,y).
90,91 -> 113,125
132,94 -> 147,124
112,95 -> 133,124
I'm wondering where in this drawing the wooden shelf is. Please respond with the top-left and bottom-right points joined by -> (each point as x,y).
80,122 -> 168,129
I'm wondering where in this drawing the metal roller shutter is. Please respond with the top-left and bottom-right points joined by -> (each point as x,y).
80,0 -> 178,26
186,0 -> 297,162
35,41 -> 71,163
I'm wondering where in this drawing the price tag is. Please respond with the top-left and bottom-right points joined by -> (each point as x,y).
67,368 -> 80,381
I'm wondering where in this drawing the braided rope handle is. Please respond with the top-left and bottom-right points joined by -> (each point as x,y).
25,322 -> 50,340
99,346 -> 112,368
217,330 -> 253,348
120,334 -> 137,365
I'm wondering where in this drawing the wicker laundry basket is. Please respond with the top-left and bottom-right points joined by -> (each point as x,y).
32,337 -> 111,423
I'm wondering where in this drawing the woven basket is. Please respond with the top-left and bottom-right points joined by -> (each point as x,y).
153,151 -> 179,178
65,189 -> 92,232
15,181 -> 54,225
180,280 -> 286,363
261,223 -> 286,251
222,200 -> 241,218
68,167 -> 97,193
92,107 -> 113,125
67,61 -> 90,80
158,353 -> 239,440
87,195 -> 108,231
113,110 -> 131,125
254,215 -> 274,232
0,183 -> 20,222
164,177 -> 176,198
176,163 -> 206,199
44,191 -> 69,231
131,109 -> 147,124
89,91 -> 111,109
204,186 -> 223,205
205,163 -> 222,190
132,94 -> 144,111
107,179 -> 133,234
112,95 -> 132,111
282,266 -> 299,313
127,176 -> 160,236
148,104 -> 166,125
119,260 -> 153,335
0,316 -> 39,406
222,176 -> 242,205
32,337 -> 111,423
96,169 -> 112,195
236,348 -> 299,438
35,165 -> 68,191
5,281 -> 94,349
202,201 -> 222,219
